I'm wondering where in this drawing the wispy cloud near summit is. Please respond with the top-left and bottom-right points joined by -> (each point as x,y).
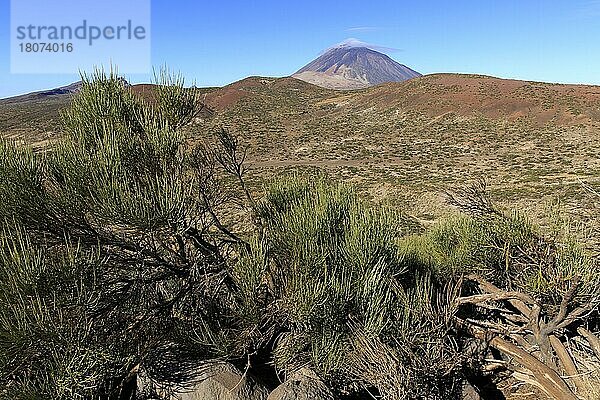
324,38 -> 402,54
345,26 -> 379,33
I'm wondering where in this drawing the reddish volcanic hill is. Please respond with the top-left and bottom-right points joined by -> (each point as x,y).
3,72 -> 600,217
200,73 -> 600,127
346,74 -> 600,126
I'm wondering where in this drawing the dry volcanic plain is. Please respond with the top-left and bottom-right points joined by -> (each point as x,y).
3,73 -> 600,231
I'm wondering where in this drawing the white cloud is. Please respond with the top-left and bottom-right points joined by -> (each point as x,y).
345,26 -> 379,32
325,38 -> 402,54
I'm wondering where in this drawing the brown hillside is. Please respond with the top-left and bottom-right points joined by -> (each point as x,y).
203,76 -> 333,111
3,73 -> 600,221
191,74 -> 600,221
202,74 -> 600,127
358,74 -> 600,126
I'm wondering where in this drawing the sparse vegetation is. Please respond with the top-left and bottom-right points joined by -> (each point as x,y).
1,70 -> 600,400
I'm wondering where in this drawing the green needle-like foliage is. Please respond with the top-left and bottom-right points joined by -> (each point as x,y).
407,185 -> 600,315
2,68 -> 597,400
233,176 -> 467,398
0,69 -> 245,399
0,224 -> 126,399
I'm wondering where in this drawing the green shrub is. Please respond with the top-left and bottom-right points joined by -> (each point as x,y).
405,203 -> 599,310
233,176 -> 468,398
4,69 -> 596,400
0,69 -> 241,399
0,225 -> 130,399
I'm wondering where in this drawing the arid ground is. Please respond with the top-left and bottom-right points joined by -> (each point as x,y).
3,73 -> 600,234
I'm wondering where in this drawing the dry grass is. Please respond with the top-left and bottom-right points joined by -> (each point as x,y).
4,73 -> 600,230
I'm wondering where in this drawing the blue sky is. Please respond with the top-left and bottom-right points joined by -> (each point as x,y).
1,0 -> 599,98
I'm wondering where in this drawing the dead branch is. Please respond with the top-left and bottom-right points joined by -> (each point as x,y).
468,327 -> 578,400
545,276 -> 581,333
549,335 -> 583,393
457,292 -> 537,308
556,303 -> 597,331
577,327 -> 600,360
445,179 -> 498,216
464,274 -> 535,316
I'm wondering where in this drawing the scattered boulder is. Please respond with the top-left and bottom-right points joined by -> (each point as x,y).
137,362 -> 269,400
267,368 -> 336,400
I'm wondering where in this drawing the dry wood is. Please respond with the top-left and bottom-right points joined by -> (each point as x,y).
545,276 -> 580,333
457,291 -> 537,307
577,327 -> 600,360
465,274 -> 534,316
556,303 -> 596,331
549,335 -> 583,393
469,327 -> 578,400
457,274 -> 597,399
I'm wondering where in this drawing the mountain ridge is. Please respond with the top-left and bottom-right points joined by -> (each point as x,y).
3,73 -> 600,215
197,73 -> 600,127
293,46 -> 421,90
0,82 -> 82,104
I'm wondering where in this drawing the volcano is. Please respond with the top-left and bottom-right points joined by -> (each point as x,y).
293,42 -> 421,90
